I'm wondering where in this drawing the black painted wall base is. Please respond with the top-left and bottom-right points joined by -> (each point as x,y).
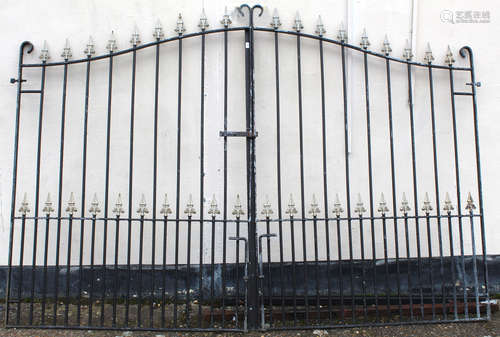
1,255 -> 498,302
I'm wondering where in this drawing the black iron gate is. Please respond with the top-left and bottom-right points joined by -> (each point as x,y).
5,4 -> 490,332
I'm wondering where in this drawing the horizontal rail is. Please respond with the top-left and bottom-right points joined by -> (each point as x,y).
20,27 -> 471,71
13,214 -> 481,222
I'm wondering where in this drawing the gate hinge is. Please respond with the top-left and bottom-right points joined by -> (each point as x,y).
466,81 -> 481,87
10,78 -> 27,84
219,130 -> 258,138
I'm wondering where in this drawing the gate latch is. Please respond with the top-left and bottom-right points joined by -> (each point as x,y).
219,130 -> 258,138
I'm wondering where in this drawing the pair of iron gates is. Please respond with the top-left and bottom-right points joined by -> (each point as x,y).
5,4 -> 490,332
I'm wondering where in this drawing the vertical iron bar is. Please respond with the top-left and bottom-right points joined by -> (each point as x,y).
235,217 -> 240,327
16,214 -> 26,325
363,48 -> 378,324
273,29 -> 286,327
137,214 -> 144,326
385,58 -> 402,318
210,215 -> 216,326
458,212 -> 468,318
265,218 -> 273,325
425,213 -> 436,319
161,215 -> 168,327
88,214 -> 96,326
198,28 -> 206,330
101,49 -> 115,326
448,65 -> 461,321
185,216 -> 192,326
52,213 -> 60,325
151,37 -> 161,328
318,37 -> 332,322
406,62 -> 424,319
125,46 -> 134,326
348,215 -> 355,322
40,213 -> 50,325
240,5 -> 260,328
77,55 -> 91,326
427,64 -> 441,320
64,213 -> 73,325
403,213 -> 414,320
340,43 -> 351,324
447,211 -> 458,319
313,215 -> 320,323
295,33 -> 309,325
438,216 -> 447,318
382,214 -> 391,319
6,41 -> 32,327
30,61 -> 47,325
461,46 -> 489,318
112,215 -> 120,327
100,211 -> 108,326
359,215 -> 368,321
53,58 -> 70,324
222,27 -> 228,329
290,215 -> 297,325
469,212 -> 480,318
173,36 -> 183,329
336,214 -> 344,322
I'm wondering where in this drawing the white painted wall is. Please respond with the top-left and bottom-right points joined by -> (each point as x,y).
0,0 -> 499,266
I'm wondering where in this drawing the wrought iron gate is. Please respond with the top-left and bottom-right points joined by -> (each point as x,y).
5,3 -> 490,332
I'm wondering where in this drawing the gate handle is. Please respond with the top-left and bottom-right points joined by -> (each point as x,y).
257,233 -> 277,330
229,236 -> 248,331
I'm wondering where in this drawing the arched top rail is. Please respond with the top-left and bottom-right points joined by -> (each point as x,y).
20,25 -> 472,71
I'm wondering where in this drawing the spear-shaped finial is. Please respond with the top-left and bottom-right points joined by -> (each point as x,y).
65,192 -> 78,215
443,192 -> 454,213
198,8 -> 209,31
270,8 -> 281,30
232,194 -> 245,217
315,15 -> 326,36
40,40 -> 50,62
137,194 -> 149,216
424,42 -> 434,63
84,36 -> 96,57
332,193 -> 344,217
112,193 -> 124,215
360,28 -> 370,49
285,194 -> 298,216
153,19 -> 165,40
61,38 -> 72,60
403,39 -> 413,61
445,45 -> 455,66
208,194 -> 220,216
292,11 -> 304,32
175,13 -> 186,35
19,193 -> 30,215
221,6 -> 232,28
89,193 -> 101,215
184,194 -> 196,217
309,194 -> 321,217
400,192 -> 411,214
42,193 -> 55,214
382,34 -> 392,55
337,21 -> 347,43
354,193 -> 366,215
378,193 -> 389,215
465,192 -> 476,212
160,193 -> 173,216
261,195 -> 273,217
422,192 -> 433,213
130,24 -> 141,46
106,31 -> 118,53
